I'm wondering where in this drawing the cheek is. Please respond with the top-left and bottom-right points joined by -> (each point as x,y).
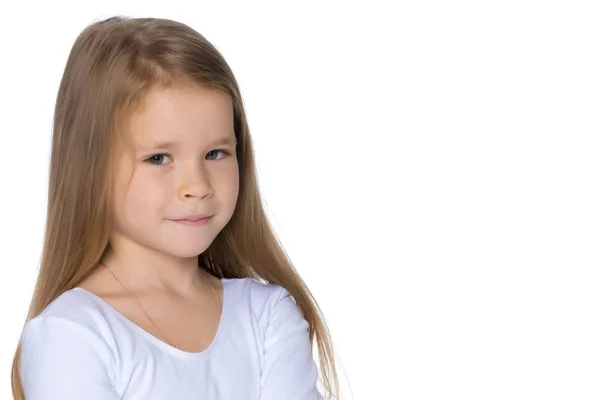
113,168 -> 167,221
127,173 -> 168,211
220,171 -> 240,208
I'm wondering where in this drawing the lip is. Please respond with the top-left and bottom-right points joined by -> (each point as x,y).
171,215 -> 212,226
175,214 -> 213,221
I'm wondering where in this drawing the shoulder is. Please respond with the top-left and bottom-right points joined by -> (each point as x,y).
237,278 -> 320,399
222,277 -> 305,333
32,287 -> 113,330
21,288 -> 117,357
19,290 -> 119,397
222,277 -> 291,311
223,276 -> 285,296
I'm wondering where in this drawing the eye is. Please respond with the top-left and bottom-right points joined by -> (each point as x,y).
206,149 -> 229,160
145,154 -> 172,165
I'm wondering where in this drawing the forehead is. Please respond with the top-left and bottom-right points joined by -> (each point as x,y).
126,84 -> 234,146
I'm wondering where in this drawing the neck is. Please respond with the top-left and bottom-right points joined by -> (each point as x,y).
101,244 -> 206,299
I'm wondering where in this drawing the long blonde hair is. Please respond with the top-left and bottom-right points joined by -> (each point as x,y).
11,15 -> 339,399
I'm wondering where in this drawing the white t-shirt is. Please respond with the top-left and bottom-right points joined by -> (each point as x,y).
19,277 -> 323,400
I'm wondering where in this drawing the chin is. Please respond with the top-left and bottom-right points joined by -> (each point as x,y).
165,242 -> 213,259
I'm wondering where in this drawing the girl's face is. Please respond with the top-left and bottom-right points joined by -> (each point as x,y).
110,84 -> 239,260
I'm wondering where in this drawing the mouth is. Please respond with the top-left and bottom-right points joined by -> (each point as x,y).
171,215 -> 213,226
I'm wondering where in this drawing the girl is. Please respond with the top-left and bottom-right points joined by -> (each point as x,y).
11,15 -> 339,400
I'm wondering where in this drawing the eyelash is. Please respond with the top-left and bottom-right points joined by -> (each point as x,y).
145,150 -> 230,165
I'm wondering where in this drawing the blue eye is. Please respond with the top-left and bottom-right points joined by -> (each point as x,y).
206,150 -> 229,160
145,150 -> 230,165
145,154 -> 172,165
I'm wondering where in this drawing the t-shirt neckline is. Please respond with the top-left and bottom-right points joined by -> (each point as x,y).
71,278 -> 232,360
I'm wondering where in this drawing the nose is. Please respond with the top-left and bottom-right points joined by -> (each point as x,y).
177,163 -> 213,200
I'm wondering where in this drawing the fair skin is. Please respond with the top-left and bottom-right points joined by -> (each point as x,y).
79,83 -> 239,352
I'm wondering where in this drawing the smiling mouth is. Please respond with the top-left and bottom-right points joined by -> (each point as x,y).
171,216 -> 212,226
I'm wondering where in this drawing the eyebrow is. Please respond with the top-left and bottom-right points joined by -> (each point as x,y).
141,136 -> 237,150
213,136 -> 237,146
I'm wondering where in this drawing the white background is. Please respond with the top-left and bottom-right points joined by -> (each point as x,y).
1,1 -> 599,399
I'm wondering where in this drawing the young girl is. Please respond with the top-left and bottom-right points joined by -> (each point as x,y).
11,15 -> 339,400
